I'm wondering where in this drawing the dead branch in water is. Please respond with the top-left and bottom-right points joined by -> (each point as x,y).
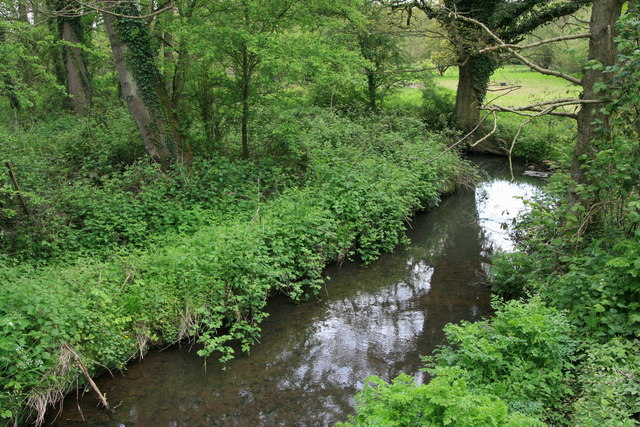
63,344 -> 111,411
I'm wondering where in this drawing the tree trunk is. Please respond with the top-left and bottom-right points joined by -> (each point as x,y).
240,44 -> 251,159
61,19 -> 91,114
569,0 -> 624,203
366,70 -> 377,113
103,8 -> 182,170
241,83 -> 250,159
0,27 -> 20,111
454,56 -> 481,134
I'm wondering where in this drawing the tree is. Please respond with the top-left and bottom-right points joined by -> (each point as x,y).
355,0 -> 404,112
189,0 -> 358,158
569,0 -> 624,203
102,2 -> 192,169
0,23 -> 21,111
409,0 -> 590,134
52,0 -> 91,114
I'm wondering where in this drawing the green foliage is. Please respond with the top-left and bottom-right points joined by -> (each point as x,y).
571,338 -> 640,426
535,239 -> 640,338
0,111 -> 301,260
1,109 -> 464,424
429,39 -> 457,76
489,250 -> 538,299
428,298 -> 577,421
346,298 -> 575,425
494,112 -> 575,163
342,370 -> 542,427
420,76 -> 456,131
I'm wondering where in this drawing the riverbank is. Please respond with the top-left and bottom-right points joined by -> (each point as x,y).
1,110 -> 467,425
45,154 -> 538,425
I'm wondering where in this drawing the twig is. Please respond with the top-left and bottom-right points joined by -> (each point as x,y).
506,105 -> 559,180
469,111 -> 498,148
63,344 -> 111,411
479,33 -> 591,54
424,110 -> 493,163
482,98 -> 604,120
5,161 -> 29,217
119,272 -> 132,291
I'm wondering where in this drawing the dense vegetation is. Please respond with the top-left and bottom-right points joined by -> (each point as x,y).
2,109 -> 467,424
1,0 -> 637,425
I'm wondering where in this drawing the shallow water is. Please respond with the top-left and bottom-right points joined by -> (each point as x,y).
47,155 -> 542,426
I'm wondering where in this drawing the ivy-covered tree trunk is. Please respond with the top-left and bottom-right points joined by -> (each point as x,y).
103,5 -> 191,169
59,13 -> 91,114
454,52 -> 498,135
417,0 -> 589,142
570,0 -> 624,202
454,55 -> 481,134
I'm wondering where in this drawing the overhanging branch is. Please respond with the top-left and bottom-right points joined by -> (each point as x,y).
481,98 -> 606,120
447,9 -> 583,85
479,33 -> 591,54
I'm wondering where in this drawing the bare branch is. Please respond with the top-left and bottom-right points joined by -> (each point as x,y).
78,0 -> 174,19
481,98 -> 606,120
469,111 -> 498,148
424,110 -> 495,163
479,33 -> 591,54
447,9 -> 582,85
483,104 -> 578,119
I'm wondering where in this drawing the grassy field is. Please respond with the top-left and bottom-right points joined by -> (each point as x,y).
384,64 -> 579,163
436,65 -> 581,106
388,65 -> 581,108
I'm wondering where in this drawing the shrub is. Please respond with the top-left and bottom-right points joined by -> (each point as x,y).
421,77 -> 456,131
342,369 -> 543,427
571,338 -> 640,426
428,298 -> 577,421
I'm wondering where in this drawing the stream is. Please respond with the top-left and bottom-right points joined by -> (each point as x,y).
47,155 -> 543,426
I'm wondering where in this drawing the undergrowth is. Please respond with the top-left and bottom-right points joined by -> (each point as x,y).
0,109 -> 466,425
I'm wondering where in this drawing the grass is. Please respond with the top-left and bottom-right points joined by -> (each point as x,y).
387,65 -> 580,109
383,87 -> 424,110
434,64 -> 581,107
383,64 -> 579,163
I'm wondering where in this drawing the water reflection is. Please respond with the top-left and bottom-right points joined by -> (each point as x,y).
476,179 -> 540,252
47,156 -> 544,426
278,261 -> 434,389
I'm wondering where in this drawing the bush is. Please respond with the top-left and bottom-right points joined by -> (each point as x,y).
538,239 -> 640,339
421,78 -> 456,131
494,113 -> 575,163
489,251 -> 539,299
342,369 -> 543,427
571,338 -> 640,426
346,298 -> 577,425
428,298 -> 577,421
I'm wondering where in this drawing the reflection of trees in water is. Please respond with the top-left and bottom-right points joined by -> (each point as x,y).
476,179 -> 540,253
277,262 -> 435,392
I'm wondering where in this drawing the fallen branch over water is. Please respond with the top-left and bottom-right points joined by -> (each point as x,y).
63,344 -> 111,411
